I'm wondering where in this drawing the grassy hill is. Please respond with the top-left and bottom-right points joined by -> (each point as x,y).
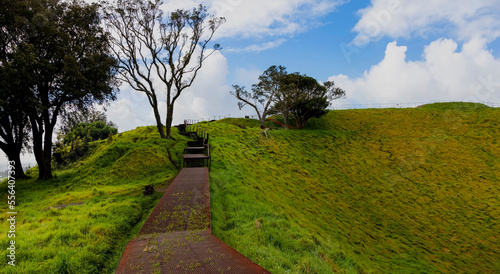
0,127 -> 189,273
1,104 -> 499,273
203,103 -> 500,273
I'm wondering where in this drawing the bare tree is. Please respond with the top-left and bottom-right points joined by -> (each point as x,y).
231,65 -> 286,128
105,0 -> 225,138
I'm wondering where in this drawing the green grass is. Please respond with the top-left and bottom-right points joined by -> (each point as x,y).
199,106 -> 500,273
417,101 -> 492,110
1,106 -> 499,273
0,126 -> 189,273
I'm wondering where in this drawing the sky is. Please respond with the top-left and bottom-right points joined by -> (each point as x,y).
2,0 -> 500,166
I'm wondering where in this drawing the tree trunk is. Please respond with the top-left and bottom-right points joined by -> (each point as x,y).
40,150 -> 53,180
39,123 -> 54,180
0,133 -> 27,179
293,112 -> 307,129
30,117 -> 45,180
259,118 -> 266,129
293,115 -> 300,129
30,114 -> 54,180
33,143 -> 51,180
257,110 -> 265,129
11,154 -> 25,178
283,111 -> 290,130
152,106 -> 166,138
5,148 -> 26,178
165,104 -> 174,139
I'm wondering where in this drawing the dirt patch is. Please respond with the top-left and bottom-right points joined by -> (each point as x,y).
43,201 -> 85,211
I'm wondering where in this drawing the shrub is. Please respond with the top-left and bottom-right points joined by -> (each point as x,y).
63,121 -> 118,145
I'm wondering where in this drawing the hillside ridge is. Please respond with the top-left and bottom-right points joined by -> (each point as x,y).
200,106 -> 499,273
1,106 -> 499,273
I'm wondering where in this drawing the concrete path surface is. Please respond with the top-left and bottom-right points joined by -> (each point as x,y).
115,168 -> 269,273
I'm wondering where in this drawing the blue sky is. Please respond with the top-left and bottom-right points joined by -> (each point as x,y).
220,0 -> 378,79
2,0 -> 500,166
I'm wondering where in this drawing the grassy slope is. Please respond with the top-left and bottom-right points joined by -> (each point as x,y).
0,105 -> 498,273
199,104 -> 499,273
0,126 -> 188,273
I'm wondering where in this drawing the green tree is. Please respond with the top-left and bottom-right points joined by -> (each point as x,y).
105,0 -> 225,138
2,0 -> 119,179
58,105 -> 116,136
0,55 -> 32,177
0,0 -> 37,177
272,72 -> 300,129
63,121 -> 118,145
275,73 -> 345,129
231,65 -> 287,128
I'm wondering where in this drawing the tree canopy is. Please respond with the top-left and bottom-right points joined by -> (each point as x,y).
1,0 -> 119,179
278,73 -> 346,129
0,0 -> 36,177
232,65 -> 346,129
231,65 -> 287,128
63,121 -> 117,145
58,105 -> 116,137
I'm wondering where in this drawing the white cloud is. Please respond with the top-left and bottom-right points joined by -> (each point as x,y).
211,0 -> 345,38
106,98 -> 153,132
162,0 -> 345,39
352,0 -> 500,46
329,38 -> 500,105
93,0 -> 344,41
174,50 -> 253,122
226,39 -> 287,53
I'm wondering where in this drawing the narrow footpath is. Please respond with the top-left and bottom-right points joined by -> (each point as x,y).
116,128 -> 269,273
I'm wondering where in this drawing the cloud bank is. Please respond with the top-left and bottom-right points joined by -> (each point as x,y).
352,0 -> 500,46
330,38 -> 500,105
161,0 -> 345,39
